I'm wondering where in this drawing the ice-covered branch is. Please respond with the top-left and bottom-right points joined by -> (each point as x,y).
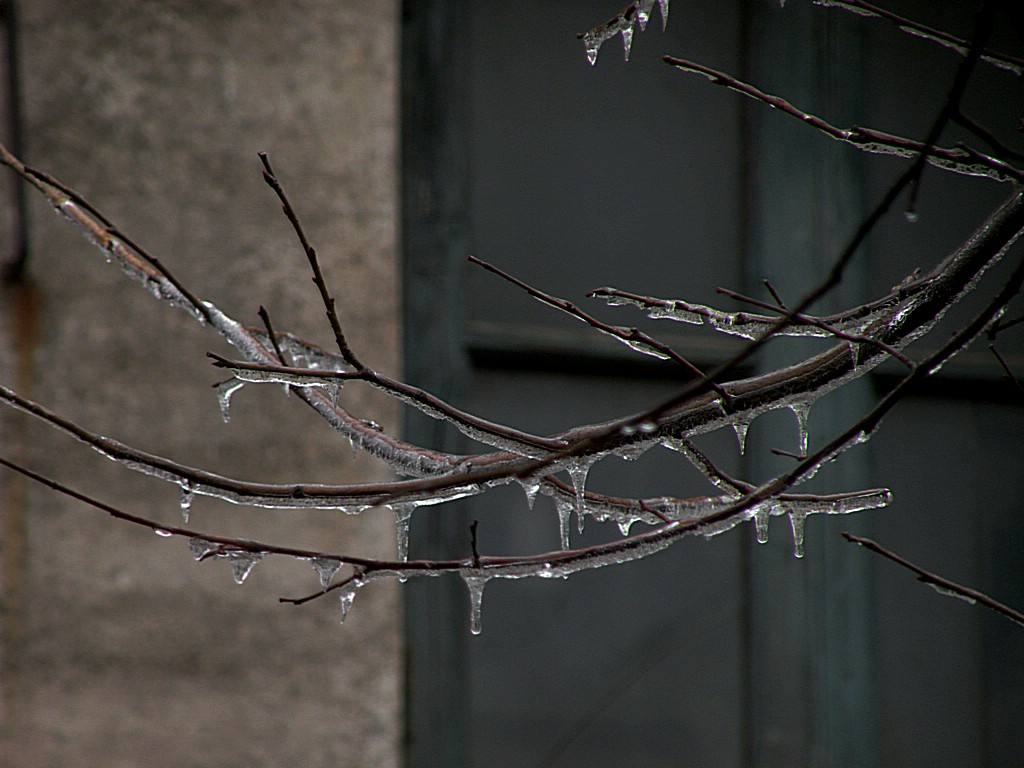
578,0 -> 670,66
468,255 -> 729,400
813,0 -> 1024,76
207,351 -> 567,458
0,383 -> 482,513
258,152 -> 363,371
663,57 -> 1024,183
843,533 -> 1024,628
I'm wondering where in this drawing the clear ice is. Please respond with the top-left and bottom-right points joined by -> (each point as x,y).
462,574 -> 489,635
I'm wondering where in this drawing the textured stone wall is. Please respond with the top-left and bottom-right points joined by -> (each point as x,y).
1,2 -> 402,765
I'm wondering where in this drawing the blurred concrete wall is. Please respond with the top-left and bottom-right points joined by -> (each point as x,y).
1,2 -> 402,765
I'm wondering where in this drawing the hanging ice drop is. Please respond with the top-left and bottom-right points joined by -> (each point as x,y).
789,402 -> 811,456
583,30 -> 604,66
788,509 -> 807,558
636,0 -> 655,30
178,481 -> 194,523
392,503 -> 416,563
227,550 -> 264,584
462,574 -> 489,635
310,557 -> 342,591
566,458 -> 591,518
519,477 -> 542,510
657,0 -> 670,29
188,537 -> 216,561
554,497 -> 572,550
621,22 -> 635,61
753,504 -> 770,544
338,583 -> 358,624
215,378 -> 245,423
732,420 -> 750,455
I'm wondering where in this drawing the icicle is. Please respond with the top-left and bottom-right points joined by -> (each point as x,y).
732,420 -> 750,455
617,517 -> 636,537
338,582 -> 359,624
846,340 -> 860,368
554,497 -> 573,550
188,537 -> 216,561
310,557 -> 342,591
566,457 -> 592,518
519,477 -> 542,510
392,503 -> 416,563
462,574 -> 490,635
788,402 -> 811,456
658,0 -> 670,30
582,29 -> 604,66
329,382 -> 341,410
154,528 -> 173,537
179,480 -> 194,523
621,19 -> 635,61
753,504 -> 770,544
215,378 -> 245,423
227,550 -> 264,584
636,0 -> 655,30
788,509 -> 807,558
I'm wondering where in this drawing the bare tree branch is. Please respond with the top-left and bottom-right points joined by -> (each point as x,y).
843,532 -> 1024,628
814,0 -> 1024,75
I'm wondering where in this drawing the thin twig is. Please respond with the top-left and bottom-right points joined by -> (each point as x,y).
662,56 -> 1023,185
843,532 -> 1024,628
471,520 -> 481,568
258,305 -> 290,366
717,286 -> 917,369
815,0 -> 1024,75
21,166 -> 213,324
903,1 -> 996,216
953,110 -> 1024,163
207,352 -> 568,455
988,344 -> 1023,393
469,255 -> 734,404
258,152 -> 364,371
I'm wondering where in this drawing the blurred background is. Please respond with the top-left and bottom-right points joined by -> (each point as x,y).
1,1 -> 1022,766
